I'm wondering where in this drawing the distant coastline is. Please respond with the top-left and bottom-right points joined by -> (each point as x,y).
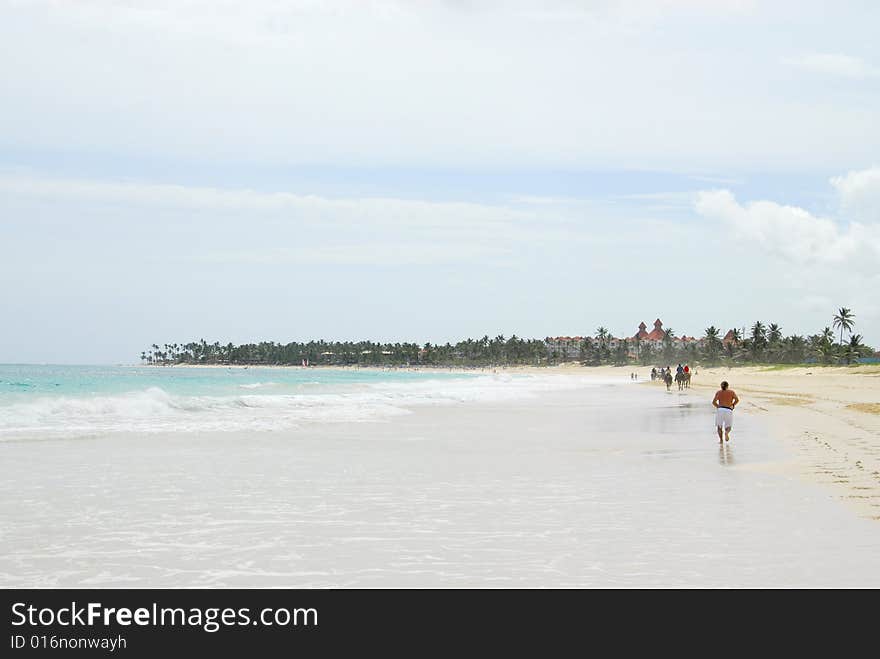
139,310 -> 877,370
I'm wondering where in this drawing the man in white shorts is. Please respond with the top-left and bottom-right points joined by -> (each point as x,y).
712,381 -> 739,443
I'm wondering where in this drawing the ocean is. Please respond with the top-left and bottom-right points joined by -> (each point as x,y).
0,364 -> 597,440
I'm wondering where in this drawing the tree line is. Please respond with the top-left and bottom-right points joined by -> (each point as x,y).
139,335 -> 549,367
580,308 -> 872,366
140,308 -> 874,367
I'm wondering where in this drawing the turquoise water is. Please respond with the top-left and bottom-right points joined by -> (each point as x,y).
0,364 -> 588,440
0,364 -> 468,401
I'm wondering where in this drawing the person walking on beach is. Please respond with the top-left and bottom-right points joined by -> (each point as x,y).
712,381 -> 739,443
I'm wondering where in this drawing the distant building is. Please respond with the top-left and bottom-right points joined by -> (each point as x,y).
632,319 -> 669,350
547,319 -> 704,362
544,336 -> 588,360
633,319 -> 703,350
645,318 -> 667,342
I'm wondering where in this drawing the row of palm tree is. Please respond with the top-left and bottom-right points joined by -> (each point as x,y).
140,335 -> 549,367
699,308 -> 871,365
140,309 -> 875,368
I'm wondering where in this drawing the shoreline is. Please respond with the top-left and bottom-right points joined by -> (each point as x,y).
126,362 -> 590,374
8,361 -> 880,521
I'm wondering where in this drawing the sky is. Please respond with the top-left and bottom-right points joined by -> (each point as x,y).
1,0 -> 879,363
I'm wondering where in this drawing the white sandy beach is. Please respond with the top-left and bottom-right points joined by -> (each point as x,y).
2,367 -> 879,588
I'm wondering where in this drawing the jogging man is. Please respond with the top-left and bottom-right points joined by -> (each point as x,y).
712,381 -> 739,443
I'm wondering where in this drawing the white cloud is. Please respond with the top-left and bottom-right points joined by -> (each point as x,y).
695,175 -> 880,342
2,1 -> 878,170
0,171 -> 594,268
508,195 -> 588,206
694,186 -> 880,268
831,166 -> 880,222
198,243 -> 513,267
0,172 -> 533,231
790,53 -> 877,78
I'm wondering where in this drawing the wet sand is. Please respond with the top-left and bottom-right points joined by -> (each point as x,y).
650,364 -> 880,521
2,378 -> 879,587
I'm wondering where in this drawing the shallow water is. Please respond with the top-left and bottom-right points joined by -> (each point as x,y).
1,380 -> 879,587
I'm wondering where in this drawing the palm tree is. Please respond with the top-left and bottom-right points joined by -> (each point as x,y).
661,326 -> 675,362
750,321 -> 766,345
767,323 -> 782,361
579,338 -> 592,364
749,322 -> 767,361
594,327 -> 610,363
662,326 -> 676,351
832,307 -> 855,348
814,327 -> 835,364
613,338 -> 629,365
784,335 -> 807,363
844,334 -> 866,365
703,326 -> 722,363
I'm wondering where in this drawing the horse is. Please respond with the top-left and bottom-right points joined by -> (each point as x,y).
664,371 -> 673,391
674,371 -> 688,390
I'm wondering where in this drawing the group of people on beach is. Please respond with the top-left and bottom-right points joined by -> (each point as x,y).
650,363 -> 692,381
640,365 -> 740,443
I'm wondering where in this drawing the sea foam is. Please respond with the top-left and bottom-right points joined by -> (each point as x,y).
0,373 -> 616,440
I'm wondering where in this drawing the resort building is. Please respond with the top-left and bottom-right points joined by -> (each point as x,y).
632,319 -> 703,350
633,319 -> 667,348
544,336 -> 588,360
545,319 -> 704,361
722,329 -> 739,347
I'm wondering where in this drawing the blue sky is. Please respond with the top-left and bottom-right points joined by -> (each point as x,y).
1,1 -> 879,363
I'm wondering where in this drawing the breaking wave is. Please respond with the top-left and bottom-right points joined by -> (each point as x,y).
0,374 -> 617,440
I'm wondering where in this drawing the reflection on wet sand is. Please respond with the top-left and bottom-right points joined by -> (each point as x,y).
719,443 -> 735,466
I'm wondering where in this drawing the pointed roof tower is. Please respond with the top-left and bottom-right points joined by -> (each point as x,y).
646,319 -> 666,341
